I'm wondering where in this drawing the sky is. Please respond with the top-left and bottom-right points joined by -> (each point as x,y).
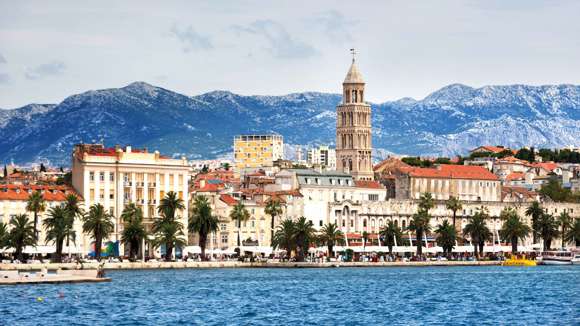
0,0 -> 579,108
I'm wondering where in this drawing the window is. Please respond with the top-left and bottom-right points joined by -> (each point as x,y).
350,220 -> 354,227
319,220 -> 323,227
363,219 -> 367,227
100,172 -> 105,181
220,223 -> 227,231
342,220 -> 345,227
89,172 -> 95,181
110,173 -> 115,182
221,234 -> 228,244
369,194 -> 379,201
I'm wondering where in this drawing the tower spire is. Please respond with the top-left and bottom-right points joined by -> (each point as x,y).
350,48 -> 356,63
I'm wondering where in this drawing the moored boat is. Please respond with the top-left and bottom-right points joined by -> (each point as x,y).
571,253 -> 580,265
502,258 -> 537,267
537,251 -> 573,265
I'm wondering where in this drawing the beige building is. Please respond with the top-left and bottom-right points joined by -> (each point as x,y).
395,164 -> 501,202
336,55 -> 373,181
234,134 -> 284,176
71,144 -> 190,255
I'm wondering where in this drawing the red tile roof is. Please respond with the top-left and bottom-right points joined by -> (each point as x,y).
0,184 -> 81,201
531,162 -> 559,172
219,194 -> 238,206
506,172 -> 525,181
403,164 -> 498,181
354,180 -> 384,189
471,145 -> 514,154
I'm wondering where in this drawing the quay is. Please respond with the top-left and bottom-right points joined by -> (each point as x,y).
0,269 -> 111,285
1,260 -> 501,272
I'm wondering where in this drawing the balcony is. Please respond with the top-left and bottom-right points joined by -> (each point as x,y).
148,199 -> 157,205
123,181 -> 132,187
136,182 -> 145,188
148,182 -> 156,187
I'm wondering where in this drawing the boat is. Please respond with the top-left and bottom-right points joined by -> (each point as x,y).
571,253 -> 580,265
537,250 -> 573,265
502,257 -> 537,267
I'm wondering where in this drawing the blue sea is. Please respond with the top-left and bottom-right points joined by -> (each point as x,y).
0,266 -> 578,325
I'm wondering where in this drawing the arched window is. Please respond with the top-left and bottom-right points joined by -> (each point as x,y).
363,219 -> 367,227
402,220 -> 406,228
394,220 -> 398,227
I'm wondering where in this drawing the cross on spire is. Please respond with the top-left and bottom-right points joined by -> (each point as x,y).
350,48 -> 356,62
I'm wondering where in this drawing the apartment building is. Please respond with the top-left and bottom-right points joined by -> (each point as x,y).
234,135 -> 284,176
71,144 -> 190,254
307,145 -> 336,170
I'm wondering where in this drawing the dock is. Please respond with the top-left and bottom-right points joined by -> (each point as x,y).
0,269 -> 111,285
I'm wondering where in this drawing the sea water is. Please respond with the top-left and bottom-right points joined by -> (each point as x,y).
0,266 -> 578,325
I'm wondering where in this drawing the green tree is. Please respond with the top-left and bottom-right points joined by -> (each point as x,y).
537,213 -> 560,251
222,162 -> 231,171
408,210 -> 431,257
525,201 -> 543,244
0,222 -> 8,251
271,219 -> 296,260
499,208 -> 531,254
154,191 -> 185,261
515,147 -> 535,163
121,203 -> 147,261
318,223 -> 344,260
557,212 -> 572,248
463,207 -> 492,258
8,214 -> 36,262
563,218 -> 580,247
265,198 -> 283,247
539,180 -> 576,203
379,220 -> 402,255
445,196 -> 462,230
63,194 -> 83,255
294,217 -> 315,262
43,206 -> 76,263
26,190 -> 46,241
188,195 -> 219,260
435,220 -> 456,256
418,192 -> 435,213
82,204 -> 114,261
229,201 -> 250,248
2,164 -> 7,179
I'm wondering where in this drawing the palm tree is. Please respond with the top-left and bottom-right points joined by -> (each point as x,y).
8,214 -> 36,262
151,221 -> 186,261
229,201 -> 250,248
63,194 -> 83,256
418,192 -> 435,213
462,208 -> 492,258
525,201 -> 543,244
157,191 -> 185,221
318,223 -> 344,260
499,208 -> 531,254
26,190 -> 46,241
445,196 -> 462,230
557,212 -> 572,249
43,206 -> 76,263
408,210 -> 431,257
82,204 -> 114,261
362,231 -> 370,250
271,219 -> 296,260
294,217 -> 315,262
121,203 -> 147,261
0,222 -> 8,250
154,191 -> 186,261
435,220 -> 456,256
379,221 -> 402,255
265,198 -> 283,246
563,218 -> 580,247
188,195 -> 219,260
537,213 -> 560,251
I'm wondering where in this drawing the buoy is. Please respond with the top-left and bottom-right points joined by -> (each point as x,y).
36,297 -> 44,302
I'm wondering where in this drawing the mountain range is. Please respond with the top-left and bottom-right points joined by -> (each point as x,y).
0,82 -> 579,166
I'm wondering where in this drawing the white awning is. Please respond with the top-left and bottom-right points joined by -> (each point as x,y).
183,246 -> 201,255
240,246 -> 272,254
23,246 -> 55,254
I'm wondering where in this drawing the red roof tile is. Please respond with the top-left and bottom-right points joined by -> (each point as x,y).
0,184 -> 81,201
404,164 -> 498,181
219,194 -> 238,206
354,180 -> 384,189
506,172 -> 525,181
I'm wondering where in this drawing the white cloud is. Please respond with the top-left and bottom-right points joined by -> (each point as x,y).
170,25 -> 213,52
25,61 -> 66,80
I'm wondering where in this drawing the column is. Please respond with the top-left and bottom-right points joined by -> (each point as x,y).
143,173 -> 149,218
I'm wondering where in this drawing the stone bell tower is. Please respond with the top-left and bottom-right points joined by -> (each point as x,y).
336,50 -> 373,181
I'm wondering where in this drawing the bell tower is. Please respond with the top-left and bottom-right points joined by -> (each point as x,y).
336,50 -> 373,181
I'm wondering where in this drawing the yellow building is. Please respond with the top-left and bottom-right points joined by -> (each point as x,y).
234,135 -> 284,176
71,144 -> 190,256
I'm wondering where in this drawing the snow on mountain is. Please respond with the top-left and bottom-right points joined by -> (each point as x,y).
0,82 -> 578,166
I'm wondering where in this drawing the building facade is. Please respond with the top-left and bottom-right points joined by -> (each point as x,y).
71,144 -> 190,255
336,56 -> 373,181
307,145 -> 336,170
234,135 -> 284,176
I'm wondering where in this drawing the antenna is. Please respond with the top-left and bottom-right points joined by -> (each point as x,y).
350,48 -> 356,62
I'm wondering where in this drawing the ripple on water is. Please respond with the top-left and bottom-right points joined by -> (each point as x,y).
0,266 -> 578,325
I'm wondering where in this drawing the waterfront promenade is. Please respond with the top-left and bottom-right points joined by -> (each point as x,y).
0,260 -> 501,271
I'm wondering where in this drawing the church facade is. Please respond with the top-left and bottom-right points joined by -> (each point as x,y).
336,56 -> 374,181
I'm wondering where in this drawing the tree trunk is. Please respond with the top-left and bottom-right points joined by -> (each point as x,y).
388,244 -> 393,256
165,242 -> 173,262
55,239 -> 63,263
479,241 -> 485,257
33,211 -> 39,241
270,215 -> 275,247
532,217 -> 538,244
95,236 -> 102,262
452,211 -> 456,230
416,229 -> 423,258
328,245 -> 333,261
200,232 -> 207,261
512,236 -> 518,254
473,240 -> 478,259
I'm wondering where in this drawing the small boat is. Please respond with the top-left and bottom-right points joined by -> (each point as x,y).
571,254 -> 580,265
537,250 -> 573,265
502,257 -> 537,267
